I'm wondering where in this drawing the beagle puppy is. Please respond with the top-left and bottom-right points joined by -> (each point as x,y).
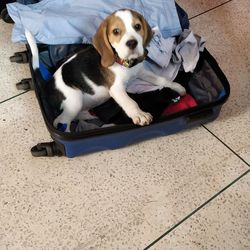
26,9 -> 186,132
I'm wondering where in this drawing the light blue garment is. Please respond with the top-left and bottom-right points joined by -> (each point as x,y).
127,30 -> 206,94
7,0 -> 181,44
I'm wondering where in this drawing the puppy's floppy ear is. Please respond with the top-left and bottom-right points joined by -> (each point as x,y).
92,19 -> 115,67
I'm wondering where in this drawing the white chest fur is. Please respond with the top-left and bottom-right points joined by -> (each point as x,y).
109,62 -> 144,87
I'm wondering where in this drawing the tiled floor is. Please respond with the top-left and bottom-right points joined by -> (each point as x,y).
0,0 -> 249,249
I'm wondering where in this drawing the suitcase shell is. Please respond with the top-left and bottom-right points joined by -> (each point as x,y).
23,48 -> 230,157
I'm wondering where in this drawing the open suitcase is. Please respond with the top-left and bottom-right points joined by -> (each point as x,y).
7,2 -> 230,158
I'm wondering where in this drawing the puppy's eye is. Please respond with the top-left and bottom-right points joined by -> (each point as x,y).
134,24 -> 141,31
113,28 -> 120,35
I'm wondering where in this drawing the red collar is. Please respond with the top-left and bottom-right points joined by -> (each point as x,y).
115,57 -> 132,67
115,49 -> 148,68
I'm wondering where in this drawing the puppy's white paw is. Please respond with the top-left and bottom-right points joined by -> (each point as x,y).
129,109 -> 153,126
171,82 -> 186,96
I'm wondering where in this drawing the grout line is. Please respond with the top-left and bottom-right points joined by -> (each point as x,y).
202,124 -> 250,168
0,90 -> 29,105
144,168 -> 250,249
189,0 -> 234,20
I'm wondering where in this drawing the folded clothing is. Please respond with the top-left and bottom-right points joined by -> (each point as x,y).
174,29 -> 206,73
127,30 -> 206,94
162,94 -> 197,116
69,118 -> 115,133
188,60 -> 224,104
93,88 -> 180,125
7,0 -> 182,44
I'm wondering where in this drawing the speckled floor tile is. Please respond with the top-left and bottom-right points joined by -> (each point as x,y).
151,172 -> 250,250
0,93 -> 248,249
176,0 -> 229,18
0,20 -> 30,102
189,0 -> 250,163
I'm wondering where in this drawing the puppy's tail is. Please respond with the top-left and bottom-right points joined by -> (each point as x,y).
25,30 -> 39,70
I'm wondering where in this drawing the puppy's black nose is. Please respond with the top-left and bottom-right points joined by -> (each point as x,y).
126,39 -> 138,50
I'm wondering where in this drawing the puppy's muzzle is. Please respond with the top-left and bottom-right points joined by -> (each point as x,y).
126,39 -> 138,50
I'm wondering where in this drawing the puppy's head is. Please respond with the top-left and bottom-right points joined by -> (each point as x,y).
92,9 -> 152,67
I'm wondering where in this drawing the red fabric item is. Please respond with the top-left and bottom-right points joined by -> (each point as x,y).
162,94 -> 197,116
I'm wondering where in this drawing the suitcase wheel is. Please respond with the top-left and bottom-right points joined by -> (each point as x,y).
1,8 -> 14,23
16,78 -> 33,90
10,51 -> 29,63
31,142 -> 64,157
31,145 -> 48,157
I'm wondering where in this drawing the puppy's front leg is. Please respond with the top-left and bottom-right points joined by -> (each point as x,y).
109,82 -> 153,126
138,68 -> 186,96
